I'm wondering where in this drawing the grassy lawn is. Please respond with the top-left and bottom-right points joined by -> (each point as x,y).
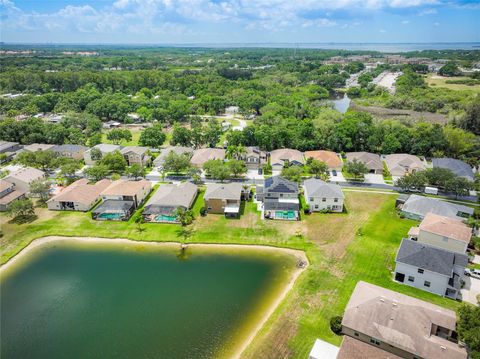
0,191 -> 460,359
426,73 -> 480,93
101,129 -> 142,146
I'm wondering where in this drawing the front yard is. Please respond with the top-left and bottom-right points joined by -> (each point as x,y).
0,191 -> 460,359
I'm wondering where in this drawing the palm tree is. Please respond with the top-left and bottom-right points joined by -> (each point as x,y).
226,145 -> 247,160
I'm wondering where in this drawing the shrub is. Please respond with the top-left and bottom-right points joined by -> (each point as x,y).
330,315 -> 343,335
200,207 -> 207,216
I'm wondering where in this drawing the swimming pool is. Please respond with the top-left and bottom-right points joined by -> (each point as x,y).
98,213 -> 124,220
274,211 -> 296,220
154,214 -> 177,222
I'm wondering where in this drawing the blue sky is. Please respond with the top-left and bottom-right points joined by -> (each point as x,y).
1,0 -> 479,44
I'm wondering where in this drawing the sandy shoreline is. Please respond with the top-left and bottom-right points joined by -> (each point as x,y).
0,235 -> 308,359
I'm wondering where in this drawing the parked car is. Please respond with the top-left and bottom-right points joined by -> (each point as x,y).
464,268 -> 480,279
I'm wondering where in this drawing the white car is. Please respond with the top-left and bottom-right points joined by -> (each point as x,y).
464,268 -> 480,279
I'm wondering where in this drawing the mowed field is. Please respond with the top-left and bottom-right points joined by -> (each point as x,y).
426,73 -> 480,93
0,191 -> 459,359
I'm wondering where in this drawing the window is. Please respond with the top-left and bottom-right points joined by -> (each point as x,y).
370,338 -> 381,346
354,332 -> 359,337
315,205 -> 319,209
424,281 -> 431,287
309,197 -> 314,202
280,193 -> 283,197
334,198 -> 338,202
322,198 -> 326,202
418,269 -> 424,274
442,236 -> 449,242
408,276 -> 414,282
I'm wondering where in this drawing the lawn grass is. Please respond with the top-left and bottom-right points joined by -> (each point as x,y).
101,129 -> 142,146
0,191 -> 461,359
426,73 -> 480,93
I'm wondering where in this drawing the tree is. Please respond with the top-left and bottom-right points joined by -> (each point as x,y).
395,172 -> 427,192
424,168 -> 455,188
190,119 -> 205,149
60,161 -> 82,182
162,151 -> 192,174
99,150 -> 127,173
126,164 -> 146,179
438,62 -> 461,77
228,159 -> 247,178
445,177 -> 473,199
29,179 -> 51,203
90,147 -> 103,161
308,159 -> 329,179
457,305 -> 480,358
88,133 -> 102,147
174,207 -> 194,226
344,159 -> 369,179
106,128 -> 132,145
460,102 -> 480,135
203,159 -> 230,182
7,198 -> 35,220
84,164 -> 109,181
226,145 -> 246,160
203,119 -> 222,148
139,124 -> 166,148
171,124 -> 192,147
443,126 -> 476,157
281,166 -> 304,183
15,150 -> 58,172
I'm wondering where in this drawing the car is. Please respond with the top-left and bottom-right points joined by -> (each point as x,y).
464,268 -> 480,279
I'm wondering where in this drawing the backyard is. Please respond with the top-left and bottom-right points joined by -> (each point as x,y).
0,191 -> 460,359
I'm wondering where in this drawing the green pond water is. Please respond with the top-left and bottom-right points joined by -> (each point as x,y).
0,240 -> 297,359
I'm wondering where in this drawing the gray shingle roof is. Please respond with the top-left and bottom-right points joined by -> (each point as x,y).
396,239 -> 468,276
264,176 -> 298,194
204,182 -> 243,201
401,194 -> 473,219
53,144 -> 88,153
432,158 -> 474,181
153,146 -> 193,166
264,198 -> 299,211
144,182 -> 197,212
304,178 -> 344,198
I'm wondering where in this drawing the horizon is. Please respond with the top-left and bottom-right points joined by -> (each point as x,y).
1,0 -> 479,44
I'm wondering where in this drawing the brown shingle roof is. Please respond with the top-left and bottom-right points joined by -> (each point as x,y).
0,179 -> 13,192
342,281 -> 467,359
270,148 -> 304,166
190,148 -> 225,166
47,179 -> 112,205
346,152 -> 383,171
304,150 -> 342,169
419,213 -> 472,243
337,336 -> 402,359
101,179 -> 151,197
5,167 -> 45,184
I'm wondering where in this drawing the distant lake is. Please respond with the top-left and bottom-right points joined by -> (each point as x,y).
0,240 -> 297,359
330,92 -> 351,113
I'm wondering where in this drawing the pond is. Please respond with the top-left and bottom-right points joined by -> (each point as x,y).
330,92 -> 351,113
0,239 -> 301,359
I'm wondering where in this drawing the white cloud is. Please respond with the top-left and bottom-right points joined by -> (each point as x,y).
379,29 -> 387,32
401,20 -> 410,24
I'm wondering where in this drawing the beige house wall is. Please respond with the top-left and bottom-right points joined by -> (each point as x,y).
418,230 -> 468,254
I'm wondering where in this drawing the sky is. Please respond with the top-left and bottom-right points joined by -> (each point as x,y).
1,0 -> 479,44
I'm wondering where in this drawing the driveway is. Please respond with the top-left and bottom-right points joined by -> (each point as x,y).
364,173 -> 386,185
461,276 -> 480,305
329,171 -> 346,183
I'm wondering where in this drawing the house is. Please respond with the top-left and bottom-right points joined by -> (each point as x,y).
270,149 -> 304,171
120,146 -> 150,166
0,141 -> 21,161
384,154 -> 425,177
432,158 -> 474,182
398,194 -> 473,221
394,239 -> 468,299
23,143 -> 56,152
3,167 -> 45,194
47,178 -> 112,212
142,182 -> 198,223
408,213 -> 472,254
100,179 -> 151,208
204,182 -> 244,218
84,144 -> 122,165
102,120 -> 121,129
92,179 -> 151,221
303,178 -> 344,212
0,179 -> 25,211
52,144 -> 88,160
153,146 -> 193,169
340,281 -> 467,359
241,147 -> 267,170
257,176 -> 299,220
190,148 -> 226,167
225,106 -> 239,116
308,339 -> 339,359
304,150 -> 342,173
345,152 -> 383,174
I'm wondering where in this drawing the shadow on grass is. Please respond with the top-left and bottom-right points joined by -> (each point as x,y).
8,214 -> 38,225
